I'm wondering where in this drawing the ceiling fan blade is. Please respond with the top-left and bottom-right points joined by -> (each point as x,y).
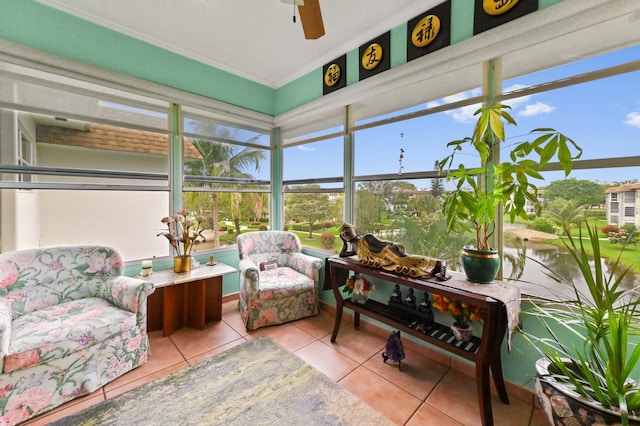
298,0 -> 325,39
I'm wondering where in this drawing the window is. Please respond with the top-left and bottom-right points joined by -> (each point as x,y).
282,128 -> 345,252
625,206 -> 635,217
181,112 -> 271,249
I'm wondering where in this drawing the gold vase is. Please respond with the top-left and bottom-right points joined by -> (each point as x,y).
174,255 -> 192,273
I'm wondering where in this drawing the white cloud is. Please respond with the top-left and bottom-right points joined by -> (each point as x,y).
297,145 -> 316,151
447,103 -> 482,123
517,102 -> 556,117
624,111 -> 640,128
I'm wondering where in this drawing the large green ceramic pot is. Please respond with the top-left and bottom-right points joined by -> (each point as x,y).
461,246 -> 500,284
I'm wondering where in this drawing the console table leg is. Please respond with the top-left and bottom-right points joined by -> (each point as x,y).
331,303 -> 343,342
476,363 -> 493,426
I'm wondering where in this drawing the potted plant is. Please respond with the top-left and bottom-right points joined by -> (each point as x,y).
522,225 -> 640,425
157,209 -> 206,272
432,293 -> 483,342
438,103 -> 582,283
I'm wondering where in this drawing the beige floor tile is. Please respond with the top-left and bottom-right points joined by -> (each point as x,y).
187,337 -> 247,365
294,339 -> 359,381
364,348 -> 449,400
427,368 -> 533,426
406,403 -> 464,426
340,366 -> 422,425
320,325 -> 387,364
293,309 -> 336,339
169,320 -> 243,359
247,321 -> 316,351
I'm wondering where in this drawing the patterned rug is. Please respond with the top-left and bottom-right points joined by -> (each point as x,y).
51,336 -> 393,426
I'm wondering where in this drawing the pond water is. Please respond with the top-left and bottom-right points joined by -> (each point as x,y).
502,241 -> 640,302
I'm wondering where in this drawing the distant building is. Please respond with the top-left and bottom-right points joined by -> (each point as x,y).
604,183 -> 640,228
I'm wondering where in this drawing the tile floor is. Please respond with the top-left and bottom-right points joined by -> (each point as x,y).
25,298 -> 548,426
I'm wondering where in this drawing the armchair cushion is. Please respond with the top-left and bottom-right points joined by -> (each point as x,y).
5,297 -> 137,373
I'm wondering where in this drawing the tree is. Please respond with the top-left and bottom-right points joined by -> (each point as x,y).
184,136 -> 264,246
430,160 -> 445,198
543,198 -> 586,235
543,178 -> 605,207
407,193 -> 440,218
355,189 -> 386,233
285,186 -> 332,239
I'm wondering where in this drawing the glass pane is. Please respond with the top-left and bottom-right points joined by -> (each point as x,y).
503,70 -> 640,161
0,64 -> 169,131
181,191 -> 270,249
353,179 -> 471,270
354,103 -> 483,177
503,45 -> 640,89
183,137 -> 270,182
283,136 -> 343,181
284,186 -> 343,252
283,125 -> 344,146
33,118 -> 169,181
0,189 -> 168,260
183,115 -> 269,146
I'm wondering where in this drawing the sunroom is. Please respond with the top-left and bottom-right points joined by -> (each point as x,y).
1,0 -> 640,424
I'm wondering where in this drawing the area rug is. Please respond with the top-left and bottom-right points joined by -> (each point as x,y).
51,336 -> 393,425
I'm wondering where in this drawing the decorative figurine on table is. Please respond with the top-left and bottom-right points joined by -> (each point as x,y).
403,288 -> 417,310
418,292 -> 432,313
389,284 -> 403,306
338,222 -> 450,280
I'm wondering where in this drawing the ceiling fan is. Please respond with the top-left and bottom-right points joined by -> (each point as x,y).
282,0 -> 325,39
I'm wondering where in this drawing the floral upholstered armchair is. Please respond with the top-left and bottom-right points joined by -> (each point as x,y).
0,245 -> 155,425
237,231 -> 323,330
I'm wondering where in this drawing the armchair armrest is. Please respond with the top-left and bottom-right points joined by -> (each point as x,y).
99,276 -> 155,314
287,253 -> 323,282
0,300 -> 13,371
239,259 -> 260,292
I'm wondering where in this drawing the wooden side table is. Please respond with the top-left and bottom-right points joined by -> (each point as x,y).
328,256 -> 512,426
144,262 -> 237,336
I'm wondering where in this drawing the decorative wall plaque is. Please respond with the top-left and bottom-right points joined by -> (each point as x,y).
407,1 -> 451,62
358,31 -> 390,81
473,0 -> 538,35
322,54 -> 347,95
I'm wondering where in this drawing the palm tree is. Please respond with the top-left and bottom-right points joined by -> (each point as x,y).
543,198 -> 586,235
184,136 -> 264,247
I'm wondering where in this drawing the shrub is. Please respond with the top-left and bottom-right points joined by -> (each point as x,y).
324,220 -> 334,229
259,225 -> 268,231
320,233 -> 335,249
608,228 -> 638,245
601,224 -> 620,235
531,217 -> 555,234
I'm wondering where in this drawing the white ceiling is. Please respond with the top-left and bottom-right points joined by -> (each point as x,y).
35,0 -> 442,88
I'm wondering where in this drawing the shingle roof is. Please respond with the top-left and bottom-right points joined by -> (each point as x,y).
605,183 -> 640,193
36,123 -> 202,159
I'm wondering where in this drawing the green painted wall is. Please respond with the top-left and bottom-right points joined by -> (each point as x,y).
1,0 -> 567,117
0,0 -> 274,115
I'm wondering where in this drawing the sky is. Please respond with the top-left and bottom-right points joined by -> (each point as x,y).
282,44 -> 640,190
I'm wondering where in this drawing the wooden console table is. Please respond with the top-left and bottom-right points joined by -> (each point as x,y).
328,256 -> 511,426
145,262 -> 237,336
